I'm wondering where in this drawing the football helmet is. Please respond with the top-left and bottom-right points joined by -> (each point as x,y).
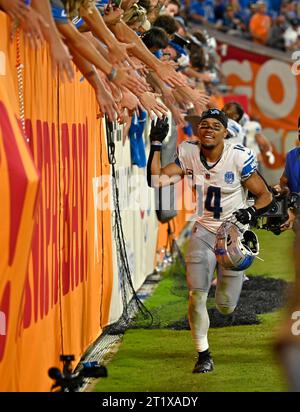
214,221 -> 259,271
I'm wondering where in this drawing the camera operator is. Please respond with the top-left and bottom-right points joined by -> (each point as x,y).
275,207 -> 300,392
274,144 -> 300,232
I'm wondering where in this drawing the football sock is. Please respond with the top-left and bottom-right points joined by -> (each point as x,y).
188,290 -> 210,352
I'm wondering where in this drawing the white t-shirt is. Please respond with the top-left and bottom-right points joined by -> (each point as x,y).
175,140 -> 257,233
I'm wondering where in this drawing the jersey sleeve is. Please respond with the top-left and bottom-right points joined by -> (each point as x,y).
176,141 -> 200,175
253,121 -> 262,134
234,145 -> 257,181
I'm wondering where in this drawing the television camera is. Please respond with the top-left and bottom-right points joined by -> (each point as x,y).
48,354 -> 107,392
254,191 -> 300,235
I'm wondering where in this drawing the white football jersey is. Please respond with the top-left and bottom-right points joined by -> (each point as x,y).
175,140 -> 257,233
242,120 -> 262,156
226,118 -> 246,146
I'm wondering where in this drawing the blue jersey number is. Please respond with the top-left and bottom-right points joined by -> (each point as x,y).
205,186 -> 222,219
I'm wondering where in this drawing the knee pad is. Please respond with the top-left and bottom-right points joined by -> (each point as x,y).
216,304 -> 235,315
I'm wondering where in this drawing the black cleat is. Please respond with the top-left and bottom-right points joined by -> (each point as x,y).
192,356 -> 214,374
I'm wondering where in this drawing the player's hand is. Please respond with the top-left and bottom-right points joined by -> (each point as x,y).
149,117 -> 169,143
233,207 -> 257,225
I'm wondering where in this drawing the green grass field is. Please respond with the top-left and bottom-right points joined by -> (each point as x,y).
93,229 -> 295,392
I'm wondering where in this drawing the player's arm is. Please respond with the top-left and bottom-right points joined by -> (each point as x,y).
243,172 -> 273,210
147,118 -> 184,188
234,171 -> 273,224
149,152 -> 184,188
255,131 -> 275,165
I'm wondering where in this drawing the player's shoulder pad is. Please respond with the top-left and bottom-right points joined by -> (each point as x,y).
231,143 -> 256,166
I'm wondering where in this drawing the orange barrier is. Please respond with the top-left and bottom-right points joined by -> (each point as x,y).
0,14 -> 113,391
0,58 -> 40,391
0,13 -> 188,391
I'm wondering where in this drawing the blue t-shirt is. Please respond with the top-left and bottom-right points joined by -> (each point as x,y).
238,0 -> 250,8
51,0 -> 107,27
285,147 -> 300,193
190,0 -> 215,23
129,110 -> 147,168
153,50 -> 163,59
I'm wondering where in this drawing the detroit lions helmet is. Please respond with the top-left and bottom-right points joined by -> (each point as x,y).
214,221 -> 259,271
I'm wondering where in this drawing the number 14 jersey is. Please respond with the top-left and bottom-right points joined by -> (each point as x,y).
175,140 -> 257,233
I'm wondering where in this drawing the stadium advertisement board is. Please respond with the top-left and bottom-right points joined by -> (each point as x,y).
222,44 -> 300,184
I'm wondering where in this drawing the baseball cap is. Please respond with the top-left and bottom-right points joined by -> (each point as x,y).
199,108 -> 228,128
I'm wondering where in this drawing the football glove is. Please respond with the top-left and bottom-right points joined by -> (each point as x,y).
149,117 -> 169,143
265,150 -> 275,165
233,206 -> 257,225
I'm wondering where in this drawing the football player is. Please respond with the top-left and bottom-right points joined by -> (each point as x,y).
147,109 -> 274,373
223,102 -> 275,169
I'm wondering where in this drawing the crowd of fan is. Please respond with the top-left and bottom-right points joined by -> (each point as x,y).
0,0 -> 222,134
187,0 -> 300,51
0,0 -> 274,166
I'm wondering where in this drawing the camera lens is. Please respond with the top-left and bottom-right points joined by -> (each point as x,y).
270,203 -> 278,214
